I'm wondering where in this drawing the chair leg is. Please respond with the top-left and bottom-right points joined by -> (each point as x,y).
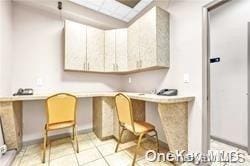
42,129 -> 48,163
154,130 -> 160,153
115,126 -> 125,152
72,126 -> 75,141
74,125 -> 79,153
132,133 -> 144,166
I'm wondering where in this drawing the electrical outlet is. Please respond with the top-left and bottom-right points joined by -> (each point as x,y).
128,77 -> 132,84
36,78 -> 43,87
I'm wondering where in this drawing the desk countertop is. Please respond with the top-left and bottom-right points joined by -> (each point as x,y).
0,92 -> 195,104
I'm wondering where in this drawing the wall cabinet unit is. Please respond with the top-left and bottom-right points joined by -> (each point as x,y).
64,20 -> 86,71
87,26 -> 105,72
105,29 -> 127,72
64,7 -> 169,74
128,7 -> 170,70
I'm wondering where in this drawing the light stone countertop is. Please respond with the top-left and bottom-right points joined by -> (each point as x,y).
0,92 -> 195,104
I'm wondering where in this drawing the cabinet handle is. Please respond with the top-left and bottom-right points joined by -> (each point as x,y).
84,63 -> 86,71
88,63 -> 89,71
140,60 -> 142,68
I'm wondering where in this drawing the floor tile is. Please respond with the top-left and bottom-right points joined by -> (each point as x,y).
124,139 -> 168,161
210,140 -> 238,151
78,133 -> 91,142
118,141 -> 137,151
97,141 -> 117,156
76,147 -> 102,165
105,151 -> 135,166
20,152 -> 49,166
90,137 -> 117,146
84,158 -> 109,166
50,138 -> 75,160
137,158 -> 174,166
78,139 -> 95,152
50,154 -> 78,166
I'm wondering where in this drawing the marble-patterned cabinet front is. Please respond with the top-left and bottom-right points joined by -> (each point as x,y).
87,26 -> 105,72
105,29 -> 128,72
64,20 -> 86,71
128,7 -> 170,70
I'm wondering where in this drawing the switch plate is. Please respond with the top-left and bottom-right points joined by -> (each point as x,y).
184,73 -> 190,83
36,78 -> 43,87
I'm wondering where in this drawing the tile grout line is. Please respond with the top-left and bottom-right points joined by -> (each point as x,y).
87,132 -> 111,166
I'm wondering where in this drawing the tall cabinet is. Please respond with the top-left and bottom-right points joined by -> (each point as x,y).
128,7 -> 170,70
87,26 -> 105,72
65,20 -> 86,71
105,29 -> 127,72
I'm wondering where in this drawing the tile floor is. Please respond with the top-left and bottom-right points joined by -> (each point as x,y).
209,139 -> 250,166
10,133 -> 250,166
11,132 -> 172,166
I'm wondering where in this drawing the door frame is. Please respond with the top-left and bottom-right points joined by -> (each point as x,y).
201,0 -> 250,154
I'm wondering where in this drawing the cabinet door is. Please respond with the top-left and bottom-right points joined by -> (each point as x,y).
87,26 -> 105,72
128,21 -> 140,70
104,30 -> 116,72
116,29 -> 127,71
139,7 -> 157,68
65,20 -> 86,71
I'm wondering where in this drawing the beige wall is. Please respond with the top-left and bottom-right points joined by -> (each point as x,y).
1,0 -> 214,152
11,3 -> 123,142
0,0 -> 12,96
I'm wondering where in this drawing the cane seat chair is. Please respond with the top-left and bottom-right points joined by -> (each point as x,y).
114,93 -> 159,166
42,93 -> 79,163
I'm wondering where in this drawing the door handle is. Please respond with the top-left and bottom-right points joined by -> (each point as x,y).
210,57 -> 220,63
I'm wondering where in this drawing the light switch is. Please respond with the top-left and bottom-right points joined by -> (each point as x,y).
184,73 -> 190,83
128,77 -> 132,84
36,78 -> 43,87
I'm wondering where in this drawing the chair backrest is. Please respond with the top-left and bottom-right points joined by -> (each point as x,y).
114,93 -> 135,132
46,93 -> 77,124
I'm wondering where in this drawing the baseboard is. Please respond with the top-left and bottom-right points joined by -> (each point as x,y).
210,135 -> 248,151
23,128 -> 93,146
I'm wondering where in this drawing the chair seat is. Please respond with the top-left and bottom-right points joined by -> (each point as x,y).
46,121 -> 75,130
125,121 -> 155,133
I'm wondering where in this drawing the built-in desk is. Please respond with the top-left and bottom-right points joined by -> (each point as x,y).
0,92 -> 194,153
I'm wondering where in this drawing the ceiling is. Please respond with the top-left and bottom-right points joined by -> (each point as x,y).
69,0 -> 153,22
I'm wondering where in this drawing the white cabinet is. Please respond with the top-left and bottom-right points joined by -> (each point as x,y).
64,20 -> 86,71
65,7 -> 169,73
104,30 -> 116,72
128,21 -> 140,70
105,29 -> 127,72
128,7 -> 169,70
116,29 -> 127,71
87,26 -> 105,72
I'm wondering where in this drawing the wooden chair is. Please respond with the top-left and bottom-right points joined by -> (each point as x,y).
42,93 -> 79,163
114,93 -> 159,166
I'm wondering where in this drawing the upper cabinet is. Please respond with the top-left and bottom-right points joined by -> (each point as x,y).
64,20 -> 86,71
105,29 -> 127,72
128,7 -> 170,70
64,6 -> 169,74
87,26 -> 105,72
